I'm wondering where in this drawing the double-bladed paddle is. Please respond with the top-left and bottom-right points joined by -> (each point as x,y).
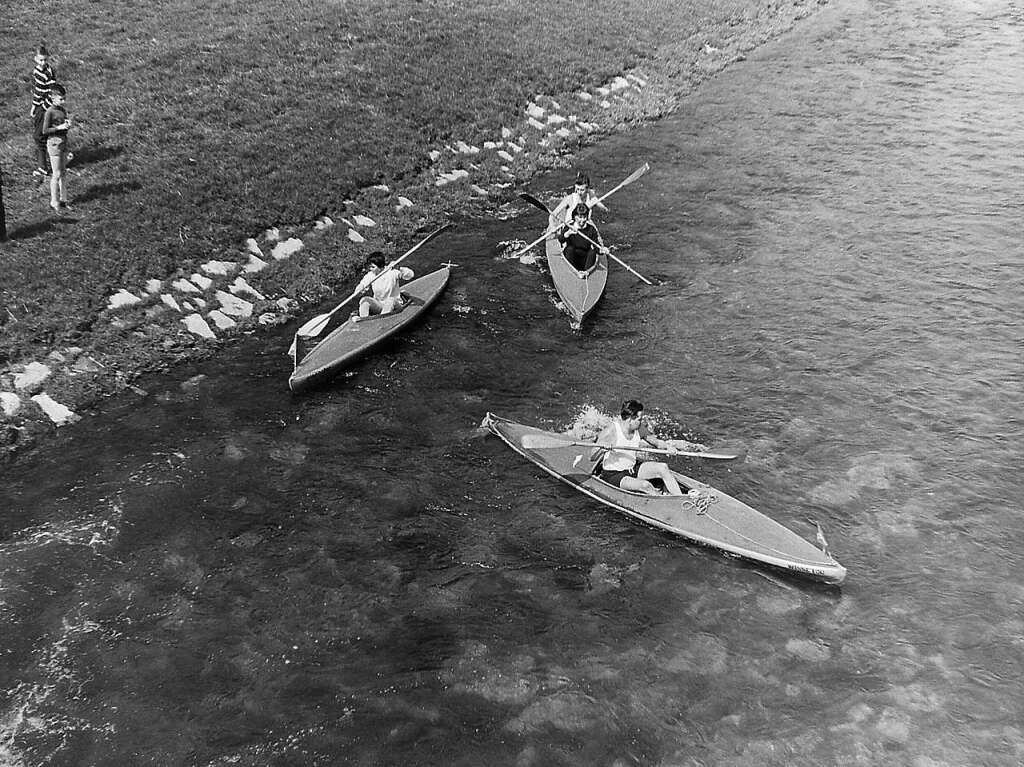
294,223 -> 452,340
518,192 -> 654,285
520,432 -> 741,460
508,163 -> 651,261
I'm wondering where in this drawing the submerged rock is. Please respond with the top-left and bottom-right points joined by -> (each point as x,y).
506,692 -> 600,734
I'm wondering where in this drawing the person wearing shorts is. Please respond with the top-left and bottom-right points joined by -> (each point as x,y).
41,83 -> 71,214
590,399 -> 684,496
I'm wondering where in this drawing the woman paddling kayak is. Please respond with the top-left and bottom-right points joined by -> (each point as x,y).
556,203 -> 605,274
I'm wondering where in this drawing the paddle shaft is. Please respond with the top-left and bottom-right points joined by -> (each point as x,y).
584,442 -> 736,460
566,227 -> 654,286
522,433 -> 740,460
297,223 -> 451,337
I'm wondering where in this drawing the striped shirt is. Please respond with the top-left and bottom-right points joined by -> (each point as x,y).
31,63 -> 56,116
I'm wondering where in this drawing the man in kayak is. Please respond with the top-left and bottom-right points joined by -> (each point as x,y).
549,172 -> 607,228
590,399 -> 684,496
354,252 -> 413,320
557,203 -> 604,274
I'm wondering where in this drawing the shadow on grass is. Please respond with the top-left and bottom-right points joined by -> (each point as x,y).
70,145 -> 124,167
76,179 -> 142,204
4,219 -> 59,240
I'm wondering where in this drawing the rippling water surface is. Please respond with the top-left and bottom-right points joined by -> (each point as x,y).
2,0 -> 1022,764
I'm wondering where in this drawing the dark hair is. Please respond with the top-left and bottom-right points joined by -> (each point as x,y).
36,44 -> 49,57
572,203 -> 590,219
574,173 -> 590,187
50,83 -> 66,97
365,251 -> 386,268
620,399 -> 644,419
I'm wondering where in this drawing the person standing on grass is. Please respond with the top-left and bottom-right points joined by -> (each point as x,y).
41,84 -> 72,215
30,44 -> 56,177
548,172 -> 607,228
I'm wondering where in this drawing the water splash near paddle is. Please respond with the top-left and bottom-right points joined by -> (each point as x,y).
496,239 -> 539,264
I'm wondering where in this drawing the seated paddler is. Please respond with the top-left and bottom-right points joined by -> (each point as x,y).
590,399 -> 684,496
354,251 -> 414,320
557,203 -> 603,274
549,172 -> 607,228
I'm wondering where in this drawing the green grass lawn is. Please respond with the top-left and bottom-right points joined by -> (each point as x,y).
0,0 -> 822,420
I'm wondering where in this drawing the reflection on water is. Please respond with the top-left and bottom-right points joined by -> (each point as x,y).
2,0 -> 1024,763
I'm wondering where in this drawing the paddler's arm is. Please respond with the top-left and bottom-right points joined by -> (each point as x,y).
639,426 -> 679,454
354,270 -> 376,294
550,196 -> 571,226
589,425 -> 615,461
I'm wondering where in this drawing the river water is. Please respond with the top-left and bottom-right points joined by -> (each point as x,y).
2,0 -> 1022,764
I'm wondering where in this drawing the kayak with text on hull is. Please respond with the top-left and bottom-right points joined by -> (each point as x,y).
483,413 -> 846,585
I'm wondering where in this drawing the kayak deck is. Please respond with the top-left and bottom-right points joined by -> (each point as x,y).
484,413 -> 846,585
545,235 -> 608,324
289,266 -> 450,392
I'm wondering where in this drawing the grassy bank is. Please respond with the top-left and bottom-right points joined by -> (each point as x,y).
0,0 -> 826,455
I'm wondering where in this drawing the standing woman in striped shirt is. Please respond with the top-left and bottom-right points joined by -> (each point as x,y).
30,44 -> 56,177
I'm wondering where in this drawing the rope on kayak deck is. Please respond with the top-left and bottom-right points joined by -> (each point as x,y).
683,487 -> 717,515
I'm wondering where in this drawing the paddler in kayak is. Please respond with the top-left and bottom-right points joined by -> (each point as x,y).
549,172 -> 607,228
590,399 -> 684,496
557,203 -> 604,275
353,252 -> 413,321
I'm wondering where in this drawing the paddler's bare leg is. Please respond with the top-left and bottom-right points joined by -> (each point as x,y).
636,461 -> 683,496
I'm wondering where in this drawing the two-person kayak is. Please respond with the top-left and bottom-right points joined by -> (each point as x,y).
545,231 -> 609,325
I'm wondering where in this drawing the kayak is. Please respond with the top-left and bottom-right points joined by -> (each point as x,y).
483,413 -> 847,585
545,232 -> 608,325
289,266 -> 450,393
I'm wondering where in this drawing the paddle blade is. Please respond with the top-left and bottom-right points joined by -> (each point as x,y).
686,450 -> 742,461
297,312 -> 333,339
520,433 -> 579,450
519,193 -> 551,214
594,162 -> 651,204
508,230 -> 552,260
622,162 -> 651,185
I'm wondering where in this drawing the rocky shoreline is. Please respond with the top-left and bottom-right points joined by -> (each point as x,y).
0,0 -> 827,463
